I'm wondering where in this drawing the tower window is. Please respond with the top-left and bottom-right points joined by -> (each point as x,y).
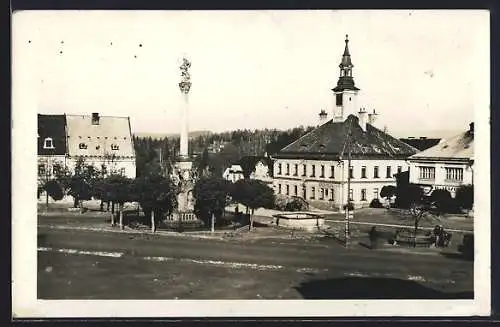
336,94 -> 343,106
43,137 -> 54,149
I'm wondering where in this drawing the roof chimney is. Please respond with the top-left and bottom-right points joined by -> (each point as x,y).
92,112 -> 100,125
469,122 -> 474,135
368,109 -> 378,125
318,109 -> 328,126
358,107 -> 368,132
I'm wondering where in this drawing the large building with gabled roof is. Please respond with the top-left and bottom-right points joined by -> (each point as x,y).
271,35 -> 419,210
37,112 -> 136,194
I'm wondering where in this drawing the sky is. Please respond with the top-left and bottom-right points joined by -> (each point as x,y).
13,10 -> 489,137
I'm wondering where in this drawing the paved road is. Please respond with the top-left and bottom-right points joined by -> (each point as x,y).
37,214 -> 473,299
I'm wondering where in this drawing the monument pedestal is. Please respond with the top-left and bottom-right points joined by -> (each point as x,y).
170,157 -> 197,222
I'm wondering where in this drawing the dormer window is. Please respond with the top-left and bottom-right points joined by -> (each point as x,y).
79,143 -> 88,150
111,144 -> 119,151
92,113 -> 100,125
43,137 -> 55,149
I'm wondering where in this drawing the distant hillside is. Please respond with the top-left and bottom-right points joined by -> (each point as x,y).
133,130 -> 212,139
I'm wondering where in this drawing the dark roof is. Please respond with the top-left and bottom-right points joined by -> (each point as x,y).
399,138 -> 441,151
332,76 -> 360,92
38,114 -> 67,155
274,114 -> 419,160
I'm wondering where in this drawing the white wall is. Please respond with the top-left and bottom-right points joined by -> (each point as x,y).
273,157 -> 409,210
409,159 -> 473,197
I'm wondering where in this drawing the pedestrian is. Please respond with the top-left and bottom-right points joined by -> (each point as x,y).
433,225 -> 441,247
369,226 -> 379,249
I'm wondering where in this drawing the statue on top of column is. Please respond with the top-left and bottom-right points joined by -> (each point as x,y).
178,57 -> 192,94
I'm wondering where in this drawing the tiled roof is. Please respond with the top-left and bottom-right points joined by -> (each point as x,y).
38,114 -> 67,155
66,114 -> 135,158
399,138 -> 441,151
409,130 -> 473,161
274,114 -> 419,160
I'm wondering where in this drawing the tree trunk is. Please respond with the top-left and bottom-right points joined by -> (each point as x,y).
79,200 -> 84,214
106,201 -> 110,212
100,200 -> 104,211
413,218 -> 419,248
151,210 -> 156,233
73,197 -> 79,208
45,188 -> 49,212
211,213 -> 215,233
119,203 -> 124,230
111,210 -> 115,226
111,202 -> 115,214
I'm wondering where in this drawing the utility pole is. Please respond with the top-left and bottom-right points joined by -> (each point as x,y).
343,120 -> 354,248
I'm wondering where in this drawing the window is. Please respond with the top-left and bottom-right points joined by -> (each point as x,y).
320,165 -> 325,178
286,185 -> 289,195
330,166 -> 335,179
278,184 -> 282,194
311,165 -> 316,177
373,188 -> 379,199
294,164 -> 298,176
374,166 -> 379,178
419,166 -> 435,180
445,167 -> 463,181
286,164 -> 290,176
302,185 -> 307,199
38,164 -> 46,175
349,189 -> 353,201
294,185 -> 298,196
330,188 -> 334,201
361,189 -> 367,201
302,164 -> 307,176
336,94 -> 343,106
325,189 -> 329,197
361,166 -> 367,178
43,137 -> 54,149
349,166 -> 354,179
119,168 -> 126,176
111,144 -> 120,151
278,163 -> 282,175
319,188 -> 325,200
397,166 -> 402,174
52,164 -> 61,175
78,142 -> 88,150
311,187 -> 316,199
386,166 -> 392,178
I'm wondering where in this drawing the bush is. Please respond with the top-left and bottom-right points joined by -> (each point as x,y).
369,198 -> 384,208
286,197 -> 309,212
274,195 -> 309,212
343,202 -> 354,211
431,189 -> 457,214
455,184 -> 473,211
44,180 -> 64,201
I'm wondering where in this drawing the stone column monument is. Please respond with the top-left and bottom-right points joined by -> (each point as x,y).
171,57 -> 197,222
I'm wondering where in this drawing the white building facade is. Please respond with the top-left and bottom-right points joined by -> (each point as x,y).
272,35 -> 418,211
408,123 -> 474,198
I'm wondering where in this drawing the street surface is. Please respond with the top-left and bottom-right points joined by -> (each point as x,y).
38,214 -> 473,300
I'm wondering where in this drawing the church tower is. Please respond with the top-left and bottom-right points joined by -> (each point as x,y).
332,35 -> 360,122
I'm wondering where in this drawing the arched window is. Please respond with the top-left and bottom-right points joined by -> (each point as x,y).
43,137 -> 54,149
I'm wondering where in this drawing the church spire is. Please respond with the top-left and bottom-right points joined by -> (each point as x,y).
332,34 -> 359,92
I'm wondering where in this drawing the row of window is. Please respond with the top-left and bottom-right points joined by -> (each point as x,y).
79,143 -> 120,151
418,166 -> 464,181
38,164 -> 126,176
276,163 -> 402,179
75,136 -> 127,140
41,137 -> 127,150
276,183 -> 379,202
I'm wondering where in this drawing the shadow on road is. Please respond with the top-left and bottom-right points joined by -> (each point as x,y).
295,277 -> 473,299
440,251 -> 473,262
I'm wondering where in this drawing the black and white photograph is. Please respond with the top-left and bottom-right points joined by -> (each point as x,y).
12,10 -> 490,317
